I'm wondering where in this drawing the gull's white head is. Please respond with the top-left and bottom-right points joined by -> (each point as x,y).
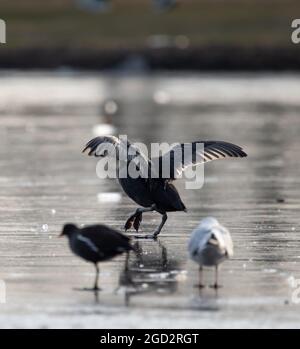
199,217 -> 219,230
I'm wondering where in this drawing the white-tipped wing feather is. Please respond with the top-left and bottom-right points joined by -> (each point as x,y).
157,141 -> 247,179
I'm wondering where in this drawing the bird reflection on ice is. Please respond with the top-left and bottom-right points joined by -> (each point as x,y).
115,239 -> 220,312
116,240 -> 181,306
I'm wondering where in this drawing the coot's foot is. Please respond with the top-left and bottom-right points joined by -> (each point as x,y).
133,213 -> 143,232
124,216 -> 135,231
152,230 -> 161,239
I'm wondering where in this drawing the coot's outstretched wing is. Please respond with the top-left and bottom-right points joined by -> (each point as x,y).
153,141 -> 247,180
83,136 -> 151,178
82,136 -> 119,156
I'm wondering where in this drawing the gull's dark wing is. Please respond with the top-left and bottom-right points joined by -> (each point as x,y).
152,141 -> 247,180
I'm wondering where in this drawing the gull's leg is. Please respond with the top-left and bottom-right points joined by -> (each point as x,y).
93,264 -> 100,291
215,265 -> 219,288
199,265 -> 204,288
125,205 -> 156,231
151,213 -> 168,239
210,265 -> 221,289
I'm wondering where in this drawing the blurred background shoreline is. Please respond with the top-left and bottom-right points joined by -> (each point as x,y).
1,0 -> 300,329
0,0 -> 299,71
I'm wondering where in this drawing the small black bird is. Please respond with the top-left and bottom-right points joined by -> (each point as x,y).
83,136 -> 247,238
60,223 -> 134,290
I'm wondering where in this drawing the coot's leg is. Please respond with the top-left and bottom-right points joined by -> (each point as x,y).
152,213 -> 168,239
124,205 -> 156,231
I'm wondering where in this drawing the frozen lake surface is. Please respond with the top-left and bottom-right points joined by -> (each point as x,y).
0,71 -> 300,328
